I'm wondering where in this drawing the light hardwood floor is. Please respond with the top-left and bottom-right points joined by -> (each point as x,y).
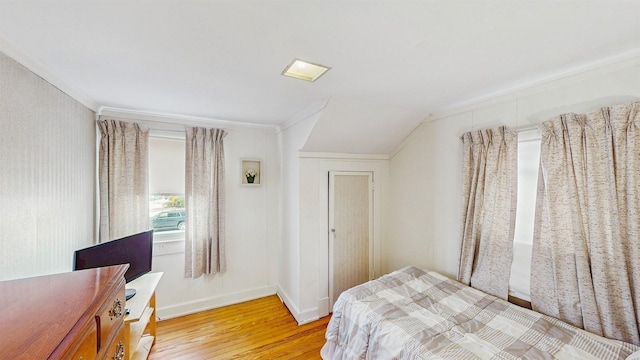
148,295 -> 330,359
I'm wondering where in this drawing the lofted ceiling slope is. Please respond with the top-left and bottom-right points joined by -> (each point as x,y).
0,1 -> 639,154
302,97 -> 426,155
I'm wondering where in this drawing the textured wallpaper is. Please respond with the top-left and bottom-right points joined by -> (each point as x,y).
0,51 -> 96,281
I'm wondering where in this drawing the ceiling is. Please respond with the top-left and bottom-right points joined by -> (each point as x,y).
1,1 -> 639,154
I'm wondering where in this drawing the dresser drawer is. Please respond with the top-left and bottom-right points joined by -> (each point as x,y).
96,283 -> 126,352
66,319 -> 98,360
105,327 -> 126,360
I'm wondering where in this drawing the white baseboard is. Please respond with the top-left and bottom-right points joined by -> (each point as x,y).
318,297 -> 330,318
156,285 -> 278,320
276,287 -> 320,325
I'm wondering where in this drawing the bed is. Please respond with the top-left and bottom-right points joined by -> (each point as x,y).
321,266 -> 640,360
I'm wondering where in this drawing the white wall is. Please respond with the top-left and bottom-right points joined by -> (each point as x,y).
98,110 -> 281,319
0,51 -> 96,281
387,55 -> 640,279
278,103 -> 393,324
151,126 -> 280,319
277,112 -> 320,323
148,128 -> 276,318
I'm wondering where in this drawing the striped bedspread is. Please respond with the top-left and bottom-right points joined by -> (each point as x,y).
321,266 -> 640,359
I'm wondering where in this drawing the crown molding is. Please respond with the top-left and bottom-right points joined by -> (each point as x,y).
0,35 -> 99,111
98,106 -> 279,132
389,50 -> 640,159
424,49 -> 640,123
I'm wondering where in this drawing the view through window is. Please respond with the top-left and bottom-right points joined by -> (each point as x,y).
149,135 -> 186,242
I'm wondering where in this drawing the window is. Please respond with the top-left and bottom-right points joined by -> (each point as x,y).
148,134 -> 186,242
508,129 -> 541,302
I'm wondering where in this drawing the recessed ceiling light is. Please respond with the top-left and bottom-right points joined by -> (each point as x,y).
281,58 -> 330,82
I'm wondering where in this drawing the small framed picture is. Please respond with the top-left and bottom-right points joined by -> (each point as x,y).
241,158 -> 262,186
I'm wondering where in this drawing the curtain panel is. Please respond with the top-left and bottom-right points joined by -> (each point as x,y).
531,102 -> 640,345
458,126 -> 517,299
185,127 -> 227,279
98,119 -> 149,242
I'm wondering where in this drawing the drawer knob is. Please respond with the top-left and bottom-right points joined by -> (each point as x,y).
112,341 -> 125,360
109,298 -> 123,320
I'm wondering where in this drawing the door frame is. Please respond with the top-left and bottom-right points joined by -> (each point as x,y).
328,171 -> 374,311
307,156 -> 386,319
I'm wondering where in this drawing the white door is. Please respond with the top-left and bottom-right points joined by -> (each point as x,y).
329,171 -> 373,310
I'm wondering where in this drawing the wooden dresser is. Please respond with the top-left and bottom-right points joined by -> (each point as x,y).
0,264 -> 128,359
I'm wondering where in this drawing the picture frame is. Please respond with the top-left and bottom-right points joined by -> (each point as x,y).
241,158 -> 262,186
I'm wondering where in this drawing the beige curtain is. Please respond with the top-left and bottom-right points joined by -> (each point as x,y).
185,127 -> 227,278
531,102 -> 640,345
98,119 -> 149,242
458,126 -> 517,299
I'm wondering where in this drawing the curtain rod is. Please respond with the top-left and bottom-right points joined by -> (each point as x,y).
467,124 -> 539,133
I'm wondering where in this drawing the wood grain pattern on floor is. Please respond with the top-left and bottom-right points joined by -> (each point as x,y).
148,295 -> 330,359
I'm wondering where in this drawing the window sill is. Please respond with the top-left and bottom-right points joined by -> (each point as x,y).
153,238 -> 184,256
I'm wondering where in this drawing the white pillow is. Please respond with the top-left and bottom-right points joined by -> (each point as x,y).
627,350 -> 640,360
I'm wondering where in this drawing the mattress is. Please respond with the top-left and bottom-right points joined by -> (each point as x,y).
321,266 -> 640,359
